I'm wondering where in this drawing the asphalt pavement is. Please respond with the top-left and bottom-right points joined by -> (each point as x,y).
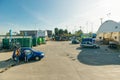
0,41 -> 120,80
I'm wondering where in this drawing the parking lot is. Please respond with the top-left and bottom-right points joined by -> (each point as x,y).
1,41 -> 120,80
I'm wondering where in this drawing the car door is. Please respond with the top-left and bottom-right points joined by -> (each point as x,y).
24,49 -> 33,60
84,41 -> 91,47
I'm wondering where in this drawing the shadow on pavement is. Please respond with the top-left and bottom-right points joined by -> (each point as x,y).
0,58 -> 37,73
77,47 -> 120,66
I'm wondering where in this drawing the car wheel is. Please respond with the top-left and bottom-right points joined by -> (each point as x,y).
97,46 -> 100,48
35,56 -> 40,61
93,46 -> 96,48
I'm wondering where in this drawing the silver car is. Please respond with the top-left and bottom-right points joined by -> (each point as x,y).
80,38 -> 99,48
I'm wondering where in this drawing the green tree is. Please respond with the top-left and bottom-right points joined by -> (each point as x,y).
88,32 -> 92,37
59,29 -> 64,36
54,28 -> 59,36
75,29 -> 83,37
64,29 -> 68,34
54,28 -> 71,37
69,32 -> 71,34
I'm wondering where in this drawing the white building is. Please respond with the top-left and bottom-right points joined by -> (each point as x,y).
37,30 -> 47,37
97,20 -> 120,44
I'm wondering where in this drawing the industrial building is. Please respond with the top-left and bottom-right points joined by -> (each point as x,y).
20,30 -> 52,38
96,20 -> 120,45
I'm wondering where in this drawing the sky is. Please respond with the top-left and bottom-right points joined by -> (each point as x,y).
0,0 -> 120,34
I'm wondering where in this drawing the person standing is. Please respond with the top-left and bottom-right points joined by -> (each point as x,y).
15,47 -> 21,63
24,50 -> 31,62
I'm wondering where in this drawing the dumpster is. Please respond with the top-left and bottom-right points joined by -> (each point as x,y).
32,38 -> 37,46
2,38 -> 10,49
16,38 -> 32,48
37,38 -> 40,45
37,37 -> 43,45
22,38 -> 32,47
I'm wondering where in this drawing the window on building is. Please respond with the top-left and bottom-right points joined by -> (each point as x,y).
99,37 -> 102,39
114,36 -> 117,39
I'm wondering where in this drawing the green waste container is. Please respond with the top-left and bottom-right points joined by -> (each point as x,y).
16,38 -> 23,46
22,38 -> 32,48
2,38 -> 10,49
37,38 -> 41,45
32,38 -> 37,46
37,37 -> 44,45
15,38 -> 32,48
40,38 -> 42,44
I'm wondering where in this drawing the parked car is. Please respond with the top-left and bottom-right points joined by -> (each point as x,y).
108,41 -> 118,49
80,38 -> 99,48
72,39 -> 80,44
12,47 -> 45,61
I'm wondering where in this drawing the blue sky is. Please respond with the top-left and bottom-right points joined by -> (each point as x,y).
0,0 -> 120,34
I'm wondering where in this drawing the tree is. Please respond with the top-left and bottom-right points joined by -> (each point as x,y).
88,32 -> 92,37
54,28 -> 71,37
75,29 -> 83,37
69,32 -> 71,34
59,29 -> 64,36
64,29 -> 68,34
54,28 -> 59,36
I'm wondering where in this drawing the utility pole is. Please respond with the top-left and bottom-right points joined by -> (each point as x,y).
86,21 -> 88,33
100,18 -> 103,25
91,23 -> 93,33
74,26 -> 76,34
80,26 -> 81,30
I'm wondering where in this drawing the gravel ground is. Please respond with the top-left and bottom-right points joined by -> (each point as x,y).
0,41 -> 120,80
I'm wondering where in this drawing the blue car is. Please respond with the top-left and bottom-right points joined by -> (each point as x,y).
12,47 -> 45,62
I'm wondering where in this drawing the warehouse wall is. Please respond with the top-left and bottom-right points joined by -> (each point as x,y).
111,32 -> 120,44
96,33 -> 104,41
97,32 -> 120,45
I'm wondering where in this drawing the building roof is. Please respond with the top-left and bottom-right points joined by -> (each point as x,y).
97,20 -> 120,33
20,30 -> 38,32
